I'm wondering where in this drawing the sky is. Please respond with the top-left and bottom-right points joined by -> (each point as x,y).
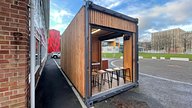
50,0 -> 192,41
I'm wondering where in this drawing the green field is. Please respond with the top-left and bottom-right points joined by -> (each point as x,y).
139,53 -> 192,61
102,53 -> 123,58
102,52 -> 192,61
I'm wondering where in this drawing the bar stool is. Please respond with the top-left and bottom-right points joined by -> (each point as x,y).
97,70 -> 110,91
105,68 -> 115,88
120,67 -> 131,83
113,67 -> 121,86
91,71 -> 98,87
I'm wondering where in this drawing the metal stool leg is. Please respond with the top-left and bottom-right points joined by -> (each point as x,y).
106,72 -> 110,88
116,70 -> 120,86
97,74 -> 100,91
100,74 -> 104,91
123,69 -> 126,83
111,72 -> 113,88
103,73 -> 106,85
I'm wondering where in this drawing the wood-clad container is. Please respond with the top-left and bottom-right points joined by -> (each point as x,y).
61,1 -> 139,105
61,7 -> 86,97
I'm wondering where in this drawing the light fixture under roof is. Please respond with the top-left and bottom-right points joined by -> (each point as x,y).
91,29 -> 101,34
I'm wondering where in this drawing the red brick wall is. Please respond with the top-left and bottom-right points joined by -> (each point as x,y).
0,0 -> 29,108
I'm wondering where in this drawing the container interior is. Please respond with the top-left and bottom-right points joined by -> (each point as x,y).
90,26 -> 133,95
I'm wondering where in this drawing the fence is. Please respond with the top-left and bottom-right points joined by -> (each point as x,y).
102,46 -> 120,53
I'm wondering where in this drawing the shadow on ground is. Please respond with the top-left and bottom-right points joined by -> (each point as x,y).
35,58 -> 81,108
94,87 -> 163,108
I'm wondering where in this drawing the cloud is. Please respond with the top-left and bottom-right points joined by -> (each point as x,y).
118,0 -> 192,41
91,0 -> 123,9
133,0 -> 192,29
50,24 -> 68,32
50,9 -> 73,24
161,24 -> 192,32
50,0 -> 74,33
146,29 -> 158,33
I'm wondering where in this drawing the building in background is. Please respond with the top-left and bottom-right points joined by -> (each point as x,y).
138,42 -> 151,52
181,32 -> 192,53
48,29 -> 61,53
0,0 -> 49,107
151,28 -> 192,53
102,38 -> 121,53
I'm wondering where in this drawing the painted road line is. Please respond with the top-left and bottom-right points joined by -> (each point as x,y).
170,57 -> 189,61
160,57 -> 165,59
53,59 -> 87,108
152,57 -> 157,59
111,60 -> 118,67
140,73 -> 192,86
139,56 -> 143,59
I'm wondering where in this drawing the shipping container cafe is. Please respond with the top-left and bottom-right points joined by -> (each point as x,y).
61,1 -> 139,107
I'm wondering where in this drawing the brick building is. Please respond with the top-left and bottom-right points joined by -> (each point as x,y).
151,28 -> 188,53
138,42 -> 151,51
0,0 -> 49,108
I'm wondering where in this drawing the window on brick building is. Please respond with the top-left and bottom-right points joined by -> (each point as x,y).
36,39 -> 40,68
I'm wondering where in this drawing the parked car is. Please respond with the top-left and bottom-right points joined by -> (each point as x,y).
51,52 -> 61,59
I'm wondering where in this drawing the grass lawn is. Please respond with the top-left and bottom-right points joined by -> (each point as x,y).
102,53 -> 123,58
139,52 -> 192,61
102,52 -> 192,61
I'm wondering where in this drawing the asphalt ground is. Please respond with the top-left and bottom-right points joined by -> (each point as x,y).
52,58 -> 192,108
94,73 -> 192,108
100,59 -> 192,108
35,57 -> 81,108
112,59 -> 192,83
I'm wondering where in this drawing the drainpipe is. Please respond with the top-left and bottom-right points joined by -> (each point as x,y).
30,0 -> 35,108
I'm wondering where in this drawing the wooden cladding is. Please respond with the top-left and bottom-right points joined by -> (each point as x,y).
92,37 -> 101,62
61,7 -> 85,97
124,36 -> 133,82
90,10 -> 136,32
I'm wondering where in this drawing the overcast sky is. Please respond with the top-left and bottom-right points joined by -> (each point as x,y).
50,0 -> 192,41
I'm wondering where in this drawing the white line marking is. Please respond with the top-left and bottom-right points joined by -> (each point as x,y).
53,59 -> 87,108
111,59 -> 118,67
111,59 -> 192,86
140,73 -> 192,86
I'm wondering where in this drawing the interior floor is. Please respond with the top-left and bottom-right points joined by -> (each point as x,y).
92,74 -> 131,95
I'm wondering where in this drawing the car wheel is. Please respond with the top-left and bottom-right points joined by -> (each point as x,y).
54,55 -> 57,59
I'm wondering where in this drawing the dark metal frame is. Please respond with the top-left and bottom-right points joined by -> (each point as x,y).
85,1 -> 90,103
136,25 -> 139,82
84,1 -> 139,107
89,82 -> 137,103
86,19 -> 137,108
98,32 -> 124,41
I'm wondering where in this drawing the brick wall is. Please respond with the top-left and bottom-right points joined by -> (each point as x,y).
0,0 -> 29,108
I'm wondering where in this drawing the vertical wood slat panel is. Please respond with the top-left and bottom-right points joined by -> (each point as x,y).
89,10 -> 136,32
92,37 -> 100,62
61,7 -> 85,97
123,36 -> 133,82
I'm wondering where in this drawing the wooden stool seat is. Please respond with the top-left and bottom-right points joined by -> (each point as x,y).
97,70 -> 106,74
113,67 -> 120,71
120,67 -> 126,70
106,69 -> 114,72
